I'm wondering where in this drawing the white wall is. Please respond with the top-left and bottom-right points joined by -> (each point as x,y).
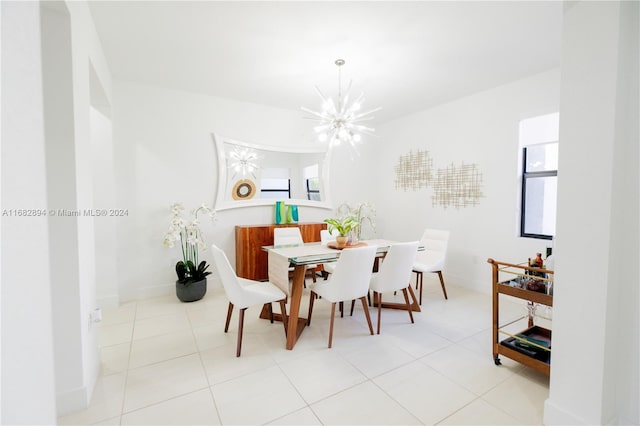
544,2 -> 639,425
64,0 -> 113,413
112,69 -> 562,300
113,81 -> 352,301
1,2 -> 57,423
373,69 -> 560,292
91,106 -> 118,307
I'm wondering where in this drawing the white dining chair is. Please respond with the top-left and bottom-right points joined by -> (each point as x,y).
211,244 -> 288,357
274,227 -> 317,283
306,245 -> 377,348
369,241 -> 419,334
320,228 -> 337,278
412,229 -> 450,304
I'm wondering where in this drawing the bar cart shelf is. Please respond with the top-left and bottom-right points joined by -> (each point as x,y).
487,258 -> 553,376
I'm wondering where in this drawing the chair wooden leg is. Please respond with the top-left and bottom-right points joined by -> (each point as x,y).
307,291 -> 316,325
339,301 -> 344,318
437,271 -> 448,300
328,302 -> 336,348
268,303 -> 274,323
350,299 -> 355,316
236,308 -> 246,357
418,271 -> 423,305
402,287 -> 415,324
224,302 -> 234,332
415,271 -> 420,289
361,297 -> 374,335
376,292 -> 382,334
279,299 -> 288,337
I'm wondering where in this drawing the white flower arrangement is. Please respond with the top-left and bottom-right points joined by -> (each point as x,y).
163,203 -> 216,284
336,202 -> 377,239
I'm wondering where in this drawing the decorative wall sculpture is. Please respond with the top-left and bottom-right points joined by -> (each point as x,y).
394,151 -> 483,209
431,162 -> 483,208
394,150 -> 434,191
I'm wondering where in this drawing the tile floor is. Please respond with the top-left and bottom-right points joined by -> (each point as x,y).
58,276 -> 550,425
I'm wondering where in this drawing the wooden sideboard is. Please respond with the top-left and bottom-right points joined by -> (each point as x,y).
235,222 -> 327,281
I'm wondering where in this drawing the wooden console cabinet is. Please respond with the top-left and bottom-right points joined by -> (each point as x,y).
235,222 -> 327,281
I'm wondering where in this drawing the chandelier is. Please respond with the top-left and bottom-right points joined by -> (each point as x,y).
228,147 -> 259,179
302,59 -> 381,148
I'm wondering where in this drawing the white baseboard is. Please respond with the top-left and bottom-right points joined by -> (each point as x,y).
118,282 -> 173,302
544,398 -> 588,425
56,385 -> 89,417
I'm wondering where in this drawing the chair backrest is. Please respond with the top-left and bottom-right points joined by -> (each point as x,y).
211,244 -> 245,305
372,241 -> 419,292
320,229 -> 335,245
416,228 -> 450,270
274,227 -> 304,246
322,246 -> 377,301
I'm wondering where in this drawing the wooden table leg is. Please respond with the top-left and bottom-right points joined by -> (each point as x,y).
372,284 -> 422,312
259,264 -> 309,349
286,265 -> 308,350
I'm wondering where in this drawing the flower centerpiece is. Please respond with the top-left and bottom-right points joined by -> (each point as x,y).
324,216 -> 360,246
163,202 -> 216,302
335,202 -> 377,240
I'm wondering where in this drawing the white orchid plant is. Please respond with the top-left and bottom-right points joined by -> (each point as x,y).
336,202 -> 377,239
163,203 -> 216,285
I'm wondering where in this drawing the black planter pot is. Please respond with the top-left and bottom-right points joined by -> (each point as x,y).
176,278 -> 207,302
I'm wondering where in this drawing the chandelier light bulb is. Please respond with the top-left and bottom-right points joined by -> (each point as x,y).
302,59 -> 381,150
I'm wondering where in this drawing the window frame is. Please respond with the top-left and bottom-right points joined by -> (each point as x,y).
520,146 -> 557,240
260,178 -> 291,199
306,178 -> 320,201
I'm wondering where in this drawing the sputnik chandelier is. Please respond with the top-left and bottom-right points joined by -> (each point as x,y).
302,59 -> 381,148
229,147 -> 259,179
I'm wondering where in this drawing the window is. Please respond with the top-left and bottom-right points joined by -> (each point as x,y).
260,168 -> 291,199
519,113 -> 559,240
521,143 -> 558,239
306,178 -> 320,201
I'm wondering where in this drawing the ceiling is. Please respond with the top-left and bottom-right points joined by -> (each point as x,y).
88,1 -> 563,124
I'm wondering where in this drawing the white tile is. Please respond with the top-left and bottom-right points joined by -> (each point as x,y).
90,416 -> 121,425
121,389 -> 219,425
438,398 -> 522,425
99,302 -> 137,327
279,350 -> 367,403
99,322 -> 133,348
482,371 -> 549,425
373,360 -> 477,424
341,338 -> 415,378
192,323 -> 236,352
135,295 -> 187,320
57,373 -> 126,425
128,329 -> 198,369
88,284 -> 553,425
133,311 -> 191,340
200,337 -> 277,384
100,342 -> 130,375
381,325 -> 452,359
187,304 -> 225,329
123,354 -> 209,412
310,380 -> 421,425
266,407 -> 322,425
211,365 -> 306,425
419,344 -> 518,395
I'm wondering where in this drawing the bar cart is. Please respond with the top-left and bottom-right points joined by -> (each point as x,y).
487,258 -> 553,376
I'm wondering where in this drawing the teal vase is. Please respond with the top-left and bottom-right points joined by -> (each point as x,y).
275,201 -> 283,224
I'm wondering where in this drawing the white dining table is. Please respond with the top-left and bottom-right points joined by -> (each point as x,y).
262,239 -> 422,350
